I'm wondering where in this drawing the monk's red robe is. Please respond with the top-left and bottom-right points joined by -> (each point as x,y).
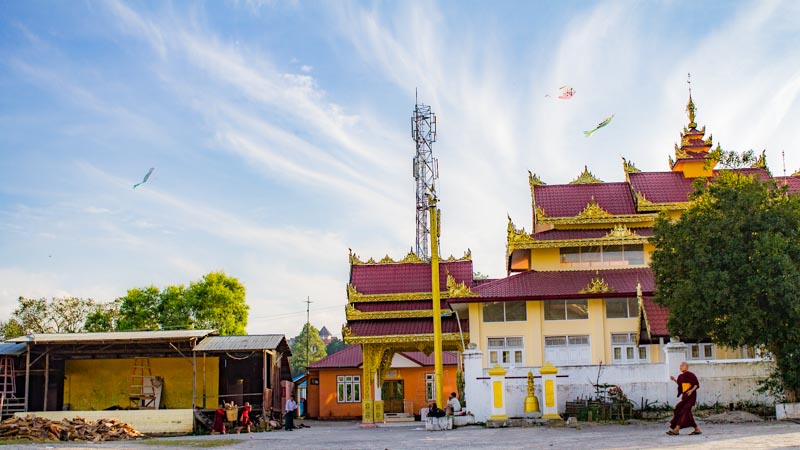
670,371 -> 699,430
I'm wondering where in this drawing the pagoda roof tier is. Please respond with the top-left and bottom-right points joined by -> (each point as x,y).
349,259 -> 473,296
531,227 -> 654,241
353,300 -> 450,312
345,299 -> 454,321
640,296 -> 669,340
346,317 -> 468,336
534,182 -> 637,219
630,168 -> 773,210
508,222 -> 653,253
449,267 -> 654,303
308,344 -> 458,369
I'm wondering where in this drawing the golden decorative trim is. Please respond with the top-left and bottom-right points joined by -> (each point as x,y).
578,276 -> 616,294
570,166 -> 603,184
342,325 -> 353,339
348,284 -> 452,302
346,307 -> 437,321
622,157 -> 641,174
534,205 -> 548,220
604,224 -> 638,239
508,236 -> 652,251
792,168 -> 800,177
635,191 -> 689,212
447,273 -> 478,298
349,249 -> 470,266
344,332 -> 467,346
528,170 -> 545,187
703,133 -> 713,146
577,196 -> 612,218
669,155 -> 676,168
674,145 -> 690,159
537,214 -> 656,226
750,150 -> 767,169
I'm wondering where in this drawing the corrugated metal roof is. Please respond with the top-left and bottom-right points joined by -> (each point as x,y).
7,329 -> 216,344
0,342 -> 27,355
193,335 -> 286,352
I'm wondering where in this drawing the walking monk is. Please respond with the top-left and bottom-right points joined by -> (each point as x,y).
666,361 -> 702,435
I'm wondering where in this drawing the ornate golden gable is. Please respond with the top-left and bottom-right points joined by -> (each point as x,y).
528,170 -> 545,187
622,157 -> 641,174
446,273 -> 477,298
578,276 -> 616,294
570,166 -> 603,184
604,224 -> 638,239
750,150 -> 767,169
349,249 -> 469,266
577,196 -> 612,218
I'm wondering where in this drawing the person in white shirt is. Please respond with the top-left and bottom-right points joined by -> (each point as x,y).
447,392 -> 462,414
284,394 -> 298,431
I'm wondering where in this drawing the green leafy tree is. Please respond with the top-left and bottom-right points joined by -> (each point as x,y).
117,286 -> 161,331
290,323 -> 327,375
325,336 -> 349,356
84,298 -> 122,332
651,171 -> 800,402
187,271 -> 248,335
0,296 -> 104,338
157,285 -> 193,330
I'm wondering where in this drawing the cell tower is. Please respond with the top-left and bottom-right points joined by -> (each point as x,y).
412,93 -> 438,260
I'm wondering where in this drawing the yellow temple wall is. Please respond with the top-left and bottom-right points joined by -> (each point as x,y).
63,357 -> 219,410
675,161 -> 713,178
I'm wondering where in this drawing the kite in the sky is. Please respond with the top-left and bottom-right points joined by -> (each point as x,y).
545,85 -> 575,99
557,86 -> 575,99
133,167 -> 155,189
584,114 -> 614,137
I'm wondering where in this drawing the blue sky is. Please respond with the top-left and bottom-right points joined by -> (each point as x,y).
1,1 -> 799,338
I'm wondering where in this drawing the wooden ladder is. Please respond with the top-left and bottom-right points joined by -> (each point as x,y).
129,358 -> 157,409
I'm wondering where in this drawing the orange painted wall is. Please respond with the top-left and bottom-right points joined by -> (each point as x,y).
308,365 -> 458,419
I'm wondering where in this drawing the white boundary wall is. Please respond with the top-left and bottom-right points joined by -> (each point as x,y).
463,347 -> 775,422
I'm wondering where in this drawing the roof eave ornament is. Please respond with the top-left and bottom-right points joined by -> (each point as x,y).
570,165 -> 604,184
579,275 -> 616,294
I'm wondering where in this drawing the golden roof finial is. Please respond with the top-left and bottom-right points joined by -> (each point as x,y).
686,72 -> 697,128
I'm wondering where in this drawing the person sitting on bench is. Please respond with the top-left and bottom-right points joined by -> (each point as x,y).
446,392 -> 463,415
427,401 -> 446,418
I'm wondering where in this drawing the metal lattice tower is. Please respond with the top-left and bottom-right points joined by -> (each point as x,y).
412,94 -> 438,259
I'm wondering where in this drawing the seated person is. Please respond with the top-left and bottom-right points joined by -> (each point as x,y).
427,401 -> 446,418
446,392 -> 463,415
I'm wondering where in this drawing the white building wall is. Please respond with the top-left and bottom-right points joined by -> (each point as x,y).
464,357 -> 776,422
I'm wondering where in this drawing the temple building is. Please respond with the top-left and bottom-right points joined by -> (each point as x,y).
340,251 -> 470,424
449,94 -> 799,368
342,92 -> 800,423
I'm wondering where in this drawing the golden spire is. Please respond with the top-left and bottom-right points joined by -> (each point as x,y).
686,72 -> 697,128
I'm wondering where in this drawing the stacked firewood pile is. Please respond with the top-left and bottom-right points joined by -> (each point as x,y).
0,415 -> 144,441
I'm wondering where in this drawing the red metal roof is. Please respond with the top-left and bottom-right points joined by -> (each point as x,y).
534,182 -> 637,217
350,260 -> 473,295
531,228 -> 653,241
348,317 -> 468,336
775,176 -> 800,194
308,344 -> 458,369
629,171 -> 694,204
450,267 -> 654,302
354,300 -> 449,312
641,296 -> 669,337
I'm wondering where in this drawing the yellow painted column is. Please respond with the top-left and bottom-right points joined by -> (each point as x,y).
540,362 -> 561,419
488,365 -> 508,421
428,194 -> 444,409
361,345 -> 375,425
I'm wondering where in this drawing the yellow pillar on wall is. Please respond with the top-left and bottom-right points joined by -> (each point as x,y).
488,364 -> 508,421
540,362 -> 561,419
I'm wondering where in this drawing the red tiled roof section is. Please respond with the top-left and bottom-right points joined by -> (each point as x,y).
641,297 -> 669,337
774,176 -> 800,194
629,172 -> 694,204
350,260 -> 473,295
531,228 -> 653,241
354,300 -> 449,312
308,344 -> 458,369
451,267 -> 654,302
348,317 -> 468,336
534,182 -> 637,217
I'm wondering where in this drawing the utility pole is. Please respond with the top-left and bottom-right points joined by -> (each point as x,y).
305,296 -> 312,372
428,193 -> 444,408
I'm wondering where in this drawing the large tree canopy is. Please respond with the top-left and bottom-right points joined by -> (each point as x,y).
290,323 -> 327,376
651,171 -> 800,401
116,271 -> 249,335
0,296 -> 100,339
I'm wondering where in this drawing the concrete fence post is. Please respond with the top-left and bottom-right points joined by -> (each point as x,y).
488,365 -> 508,422
663,338 -> 688,406
540,362 -> 561,419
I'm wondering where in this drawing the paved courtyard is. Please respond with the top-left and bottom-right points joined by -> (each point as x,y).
2,419 -> 799,449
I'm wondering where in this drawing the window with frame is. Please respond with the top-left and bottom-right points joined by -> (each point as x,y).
559,244 -> 645,268
606,298 -> 639,319
611,332 -> 649,363
487,337 -> 524,366
425,373 -> 435,401
544,299 -> 589,320
689,343 -> 714,360
336,375 -> 361,403
483,301 -> 527,322
544,335 -> 591,365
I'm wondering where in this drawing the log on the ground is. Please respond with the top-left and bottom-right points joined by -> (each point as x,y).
0,415 -> 144,441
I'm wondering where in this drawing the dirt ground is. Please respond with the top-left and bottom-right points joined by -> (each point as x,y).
1,418 -> 799,449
